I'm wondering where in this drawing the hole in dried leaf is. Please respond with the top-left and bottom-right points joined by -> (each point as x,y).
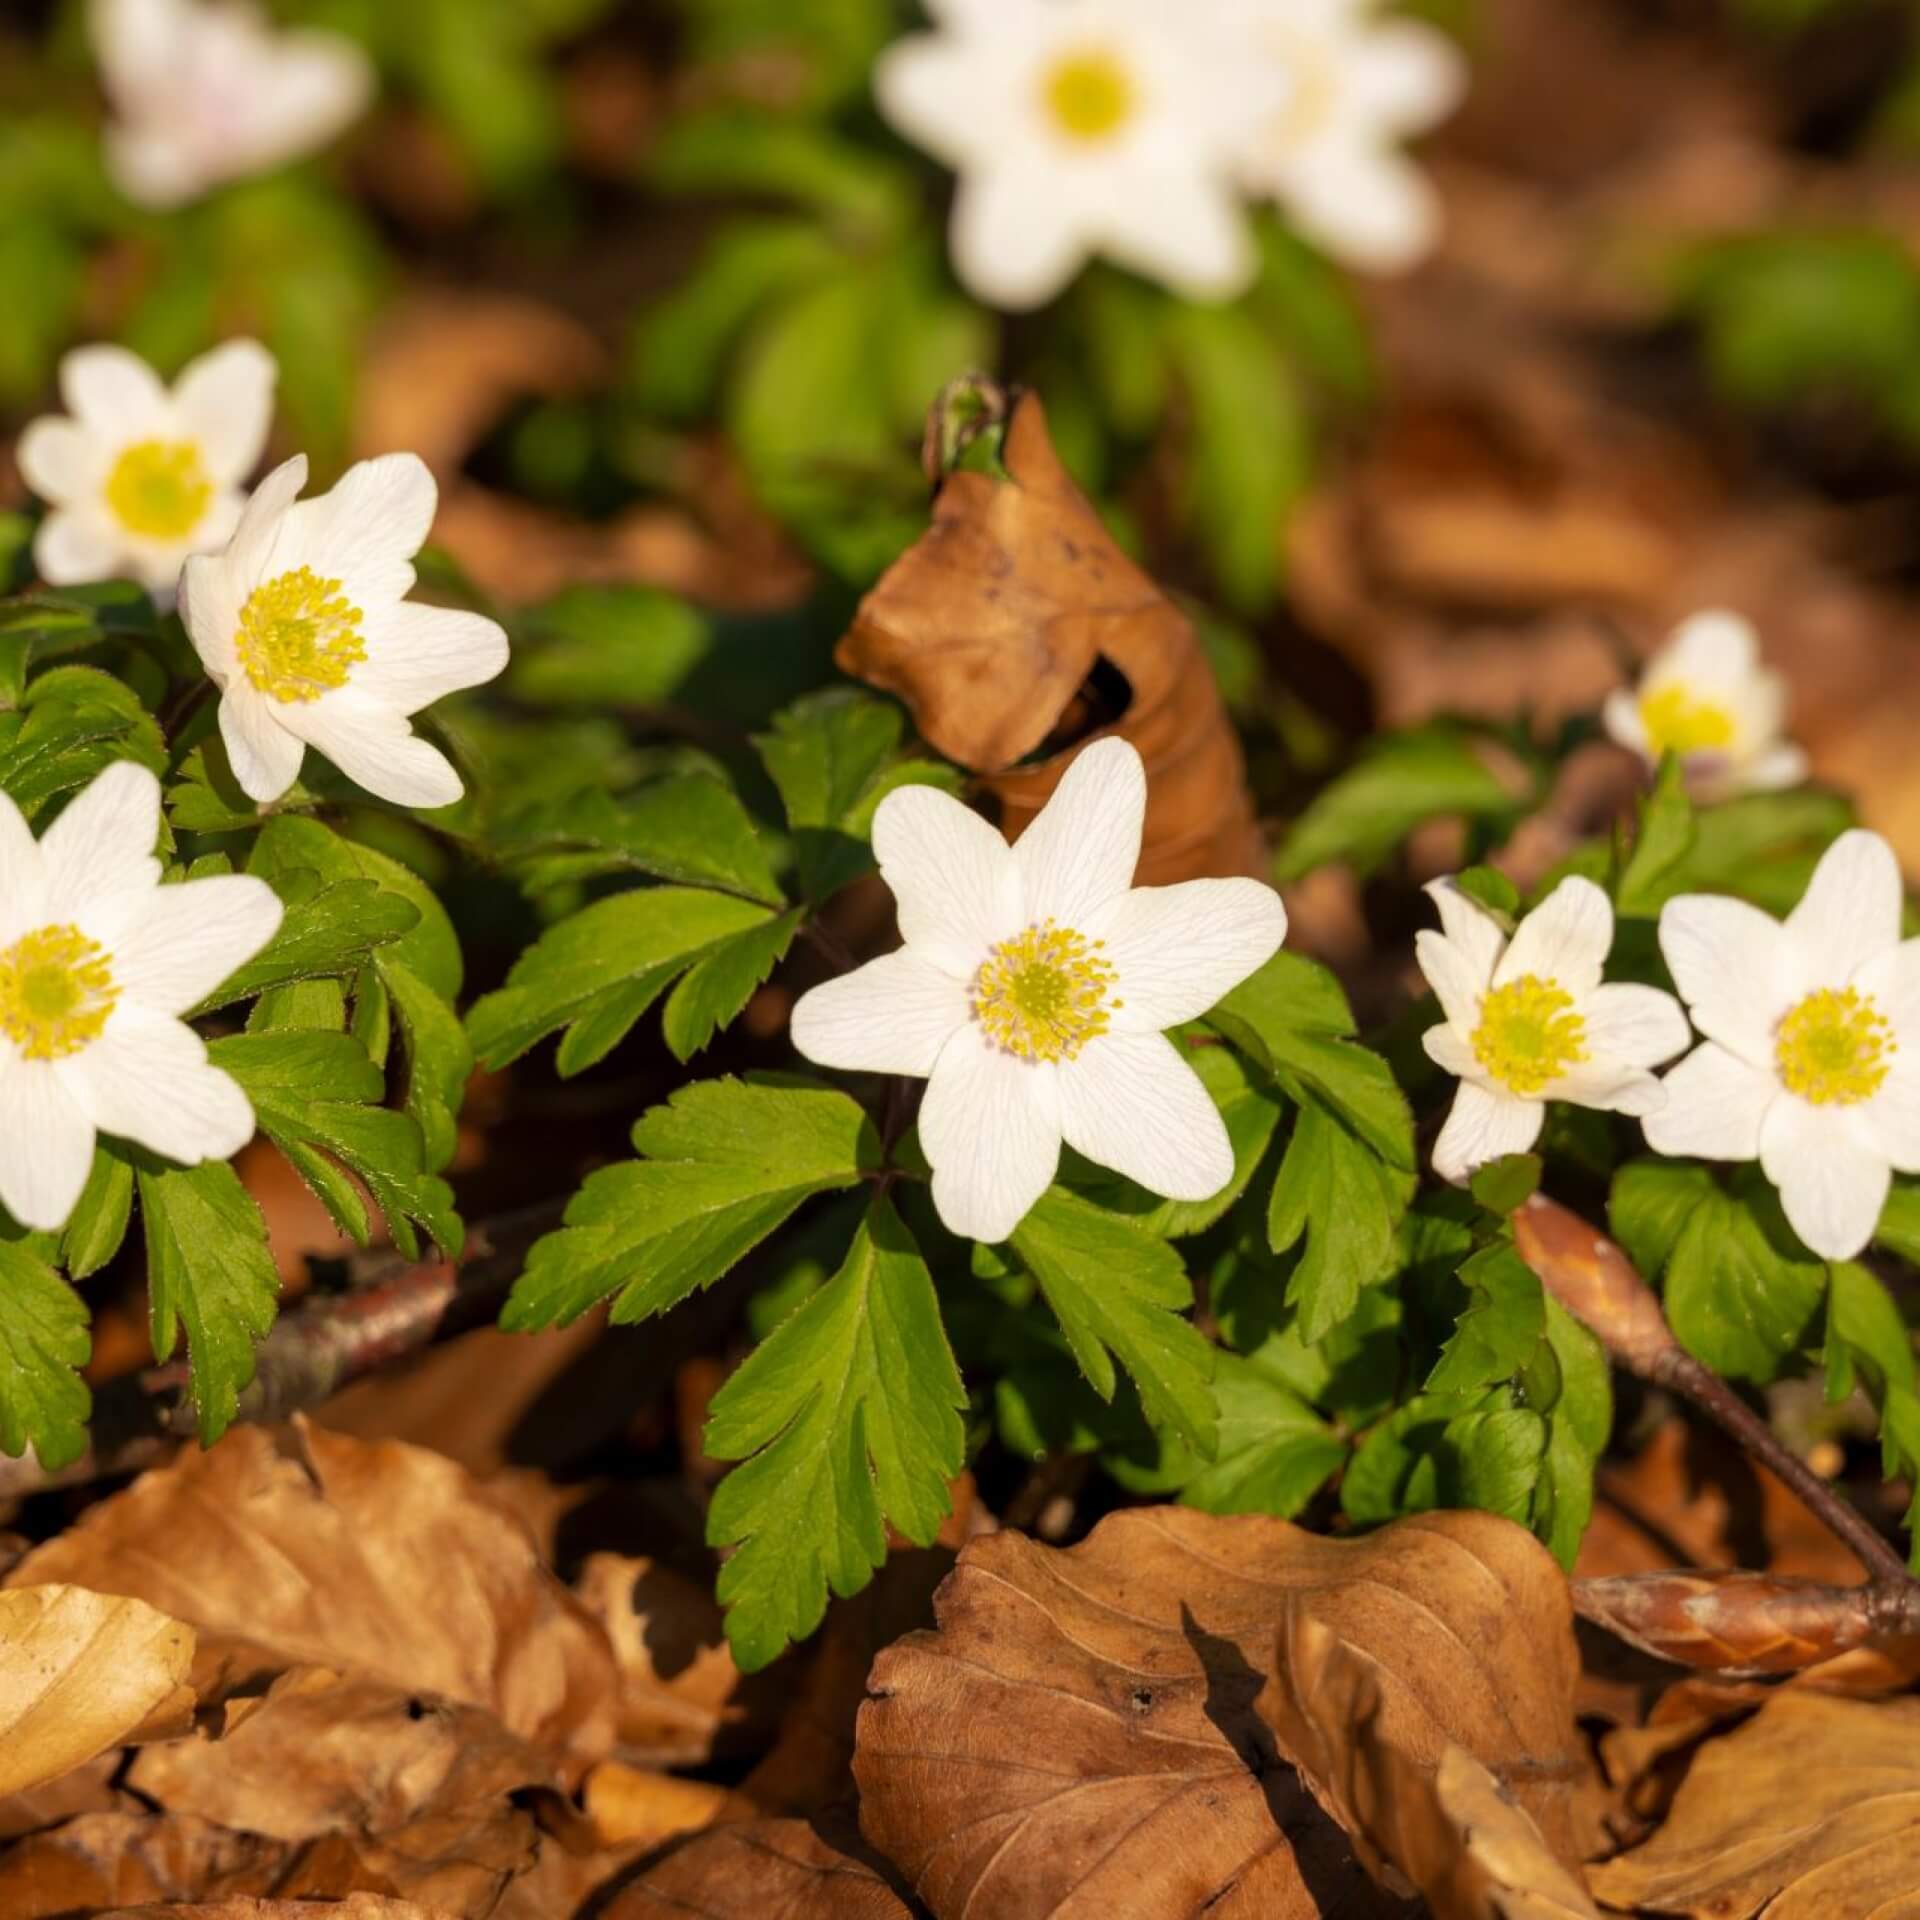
1016,654 -> 1134,767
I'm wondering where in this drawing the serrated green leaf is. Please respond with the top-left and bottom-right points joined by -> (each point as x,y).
1824,1262 -> 1920,1552
705,1194 -> 964,1669
60,1147 -> 134,1281
200,874 -> 418,1014
662,907 -> 804,1062
1531,1298 -> 1613,1569
509,586 -> 717,710
1615,754 -> 1696,918
1875,1181 -> 1920,1265
1469,1154 -> 1542,1215
503,1077 -> 879,1332
1454,865 -> 1519,921
0,1238 -> 90,1468
0,664 -> 167,819
1343,1388 -> 1545,1527
139,1159 -> 280,1445
1178,1350 -> 1346,1517
1427,1244 -> 1547,1394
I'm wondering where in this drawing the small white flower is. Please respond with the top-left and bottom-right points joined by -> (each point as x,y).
18,339 -> 276,602
1648,830 -> 1920,1261
0,761 -> 282,1232
1602,610 -> 1807,800
789,738 -> 1288,1242
91,0 -> 374,211
1417,876 -> 1689,1184
179,453 -> 509,810
874,0 -> 1285,309
1211,0 -> 1465,272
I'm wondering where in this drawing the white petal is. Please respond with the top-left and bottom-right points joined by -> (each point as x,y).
872,784 -> 1022,980
1549,1063 -> 1666,1118
1089,878 -> 1287,1033
248,31 -> 373,164
0,794 -> 45,947
355,601 -> 510,715
39,761 -> 162,926
1740,744 -> 1808,793
949,169 -> 1093,310
1013,738 -> 1146,932
16,418 -> 97,504
171,337 -> 276,483
102,123 -> 205,211
1658,892 -> 1794,1065
1097,168 -> 1255,301
1579,982 -> 1692,1071
0,1059 -> 96,1233
58,345 -> 168,438
920,1028 -> 1061,1243
1495,876 -> 1614,996
1349,21 -> 1466,128
1602,688 -> 1651,761
1281,146 -> 1441,273
184,454 -> 309,674
1431,1081 -> 1544,1185
1415,929 -> 1490,1035
226,451 -> 308,581
1422,1021 -> 1478,1081
1760,1098 -> 1889,1263
1056,1031 -> 1233,1201
1854,941 -> 1920,1171
1423,878 -> 1506,990
789,950 -> 969,1076
874,36 -> 999,171
60,1006 -> 256,1165
217,689 -> 305,803
277,452 -> 436,607
34,511 -> 123,587
280,693 -> 462,809
1640,1042 -> 1771,1162
1663,610 -> 1759,692
111,873 -> 283,1016
1785,830 -> 1904,993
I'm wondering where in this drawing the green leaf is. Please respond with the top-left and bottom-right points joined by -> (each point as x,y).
1426,1244 -> 1547,1394
1530,1297 -> 1613,1567
1875,1182 -> 1920,1266
0,1238 -> 90,1469
503,1077 -> 879,1331
1615,755 -> 1696,918
1824,1262 -> 1920,1552
138,1159 -> 280,1445
0,665 -> 167,818
661,908 -> 804,1062
201,872 -> 418,1014
1454,865 -> 1518,921
1009,1188 -> 1218,1456
60,1147 -> 134,1281
1469,1154 -> 1542,1216
1178,1349 -> 1347,1517
1343,1389 -> 1545,1527
705,1195 -> 965,1670
1275,726 -> 1523,884
510,586 -> 717,709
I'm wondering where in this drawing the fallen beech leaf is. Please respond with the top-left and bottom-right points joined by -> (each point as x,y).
1418,1748 -> 1602,1920
105,1902 -> 445,1918
600,1818 -> 914,1919
0,1750 -> 130,1839
0,1811 -> 285,1915
581,1760 -> 746,1848
1589,1691 -> 1920,1918
272,1801 -> 538,1918
6,1421 -> 616,1772
0,1586 -> 195,1796
854,1506 -> 1434,1918
838,391 -> 1264,885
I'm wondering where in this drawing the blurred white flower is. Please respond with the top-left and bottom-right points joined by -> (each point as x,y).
91,0 -> 374,210
790,737 -> 1288,1242
1213,0 -> 1464,272
1649,829 -> 1920,1261
1418,875 -> 1688,1184
0,762 -> 282,1232
1603,611 -> 1807,799
18,340 -> 276,602
179,453 -> 509,809
875,0 -> 1286,309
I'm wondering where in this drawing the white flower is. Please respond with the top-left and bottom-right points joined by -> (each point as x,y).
874,0 -> 1286,309
0,762 -> 282,1232
18,340 -> 276,602
1211,0 -> 1465,272
1602,611 -> 1806,800
1417,876 -> 1689,1184
179,453 -> 509,809
91,0 -> 374,211
789,738 -> 1288,1242
1648,830 -> 1920,1261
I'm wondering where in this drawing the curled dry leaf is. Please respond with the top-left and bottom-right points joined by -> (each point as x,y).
1590,1691 -> 1920,1918
837,391 -> 1265,885
0,1585 -> 195,1797
579,1759 -> 746,1850
104,1902 -> 447,1918
0,1810 -> 285,1916
600,1818 -> 914,1920
854,1505 -> 1445,1919
6,1420 -> 616,1773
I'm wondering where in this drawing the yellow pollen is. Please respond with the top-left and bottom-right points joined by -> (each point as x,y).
103,438 -> 213,541
1775,987 -> 1894,1107
1471,974 -> 1588,1098
1042,48 -> 1136,143
235,565 -> 366,705
973,919 -> 1120,1063
0,924 -> 117,1062
1639,681 -> 1737,758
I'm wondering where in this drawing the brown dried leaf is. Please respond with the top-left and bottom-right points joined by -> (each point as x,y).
838,393 -> 1264,885
6,1420 -> 616,1772
1590,1692 -> 1920,1918
600,1818 -> 915,1920
1573,1570 -> 1883,1676
0,1811 -> 286,1916
273,1801 -> 538,1918
105,1902 -> 444,1918
580,1760 -> 746,1849
1420,1749 -> 1601,1920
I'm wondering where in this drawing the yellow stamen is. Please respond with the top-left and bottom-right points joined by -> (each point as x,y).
1042,48 -> 1136,143
0,924 -> 117,1062
1775,987 -> 1894,1107
1471,974 -> 1588,1098
234,565 -> 366,705
973,919 -> 1119,1063
1639,682 -> 1737,759
103,439 -> 213,541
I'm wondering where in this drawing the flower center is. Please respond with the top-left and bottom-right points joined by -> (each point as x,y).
973,920 -> 1120,1062
1775,987 -> 1894,1107
103,439 -> 213,541
234,565 -> 366,705
1042,48 -> 1136,143
1471,974 -> 1588,1098
1639,682 -> 1737,759
0,924 -> 117,1062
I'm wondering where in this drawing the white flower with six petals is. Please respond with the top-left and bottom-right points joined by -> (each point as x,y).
0,762 -> 282,1232
18,340 -> 276,601
1648,829 -> 1920,1261
789,738 -> 1288,1242
1418,875 -> 1690,1183
180,452 -> 510,809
